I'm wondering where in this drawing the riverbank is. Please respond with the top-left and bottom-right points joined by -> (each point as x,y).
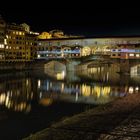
23,92 -> 140,140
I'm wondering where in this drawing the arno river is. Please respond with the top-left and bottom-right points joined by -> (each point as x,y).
0,62 -> 140,140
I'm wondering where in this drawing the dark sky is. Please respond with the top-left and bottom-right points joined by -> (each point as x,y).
1,7 -> 140,37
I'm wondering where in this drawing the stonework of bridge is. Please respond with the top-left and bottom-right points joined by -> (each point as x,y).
35,56 -> 140,76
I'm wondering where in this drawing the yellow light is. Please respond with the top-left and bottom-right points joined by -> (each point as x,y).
39,98 -> 53,106
20,32 -> 22,35
61,83 -> 64,92
38,80 -> 41,88
56,71 -> 65,80
0,94 -> 6,104
26,79 -> 29,86
4,39 -> 7,45
81,84 -> 91,96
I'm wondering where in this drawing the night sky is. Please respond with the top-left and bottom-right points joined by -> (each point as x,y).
1,7 -> 140,37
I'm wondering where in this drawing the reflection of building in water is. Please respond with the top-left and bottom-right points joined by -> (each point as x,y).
130,65 -> 140,83
0,78 -> 33,112
39,98 -> 53,106
37,76 -> 140,104
77,63 -> 120,84
130,65 -> 140,75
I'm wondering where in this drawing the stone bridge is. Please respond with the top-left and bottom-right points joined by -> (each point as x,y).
34,56 -> 140,74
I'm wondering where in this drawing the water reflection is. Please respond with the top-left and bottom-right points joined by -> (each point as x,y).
0,75 -> 33,113
0,63 -> 140,113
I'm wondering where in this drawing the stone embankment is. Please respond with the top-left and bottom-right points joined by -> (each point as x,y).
23,92 -> 140,140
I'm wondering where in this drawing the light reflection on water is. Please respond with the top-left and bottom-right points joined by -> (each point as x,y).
0,63 -> 140,113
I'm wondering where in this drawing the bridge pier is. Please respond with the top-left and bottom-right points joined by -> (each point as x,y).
66,60 -> 81,71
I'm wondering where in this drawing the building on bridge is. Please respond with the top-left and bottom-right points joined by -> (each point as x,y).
37,37 -> 140,60
37,38 -> 82,59
110,44 -> 140,59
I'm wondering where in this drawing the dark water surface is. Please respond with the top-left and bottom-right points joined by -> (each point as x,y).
0,63 -> 140,140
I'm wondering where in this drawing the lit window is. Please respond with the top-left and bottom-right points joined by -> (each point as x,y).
16,31 -> 18,35
135,87 -> 139,91
4,39 -> 7,45
19,32 -> 21,35
136,54 -> 140,57
38,54 -> 40,58
129,53 -> 134,56
0,44 -> 4,48
13,31 -> 15,34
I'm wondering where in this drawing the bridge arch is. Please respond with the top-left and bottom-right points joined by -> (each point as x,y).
44,60 -> 66,72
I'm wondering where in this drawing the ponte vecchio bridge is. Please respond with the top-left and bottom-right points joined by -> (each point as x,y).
36,36 -> 140,74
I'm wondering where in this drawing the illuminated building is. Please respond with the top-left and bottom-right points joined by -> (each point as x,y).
0,15 -> 6,61
37,38 -> 82,59
1,15 -> 140,62
0,77 -> 33,113
110,43 -> 140,59
37,37 -> 140,60
5,23 -> 38,62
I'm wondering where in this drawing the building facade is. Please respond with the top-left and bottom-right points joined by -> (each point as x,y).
37,37 -> 140,60
0,15 -> 6,61
4,23 -> 37,62
37,38 -> 81,59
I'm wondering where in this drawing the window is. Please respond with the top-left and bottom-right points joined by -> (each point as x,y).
136,54 -> 140,57
112,54 -> 116,56
19,32 -> 22,35
129,53 -> 134,57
